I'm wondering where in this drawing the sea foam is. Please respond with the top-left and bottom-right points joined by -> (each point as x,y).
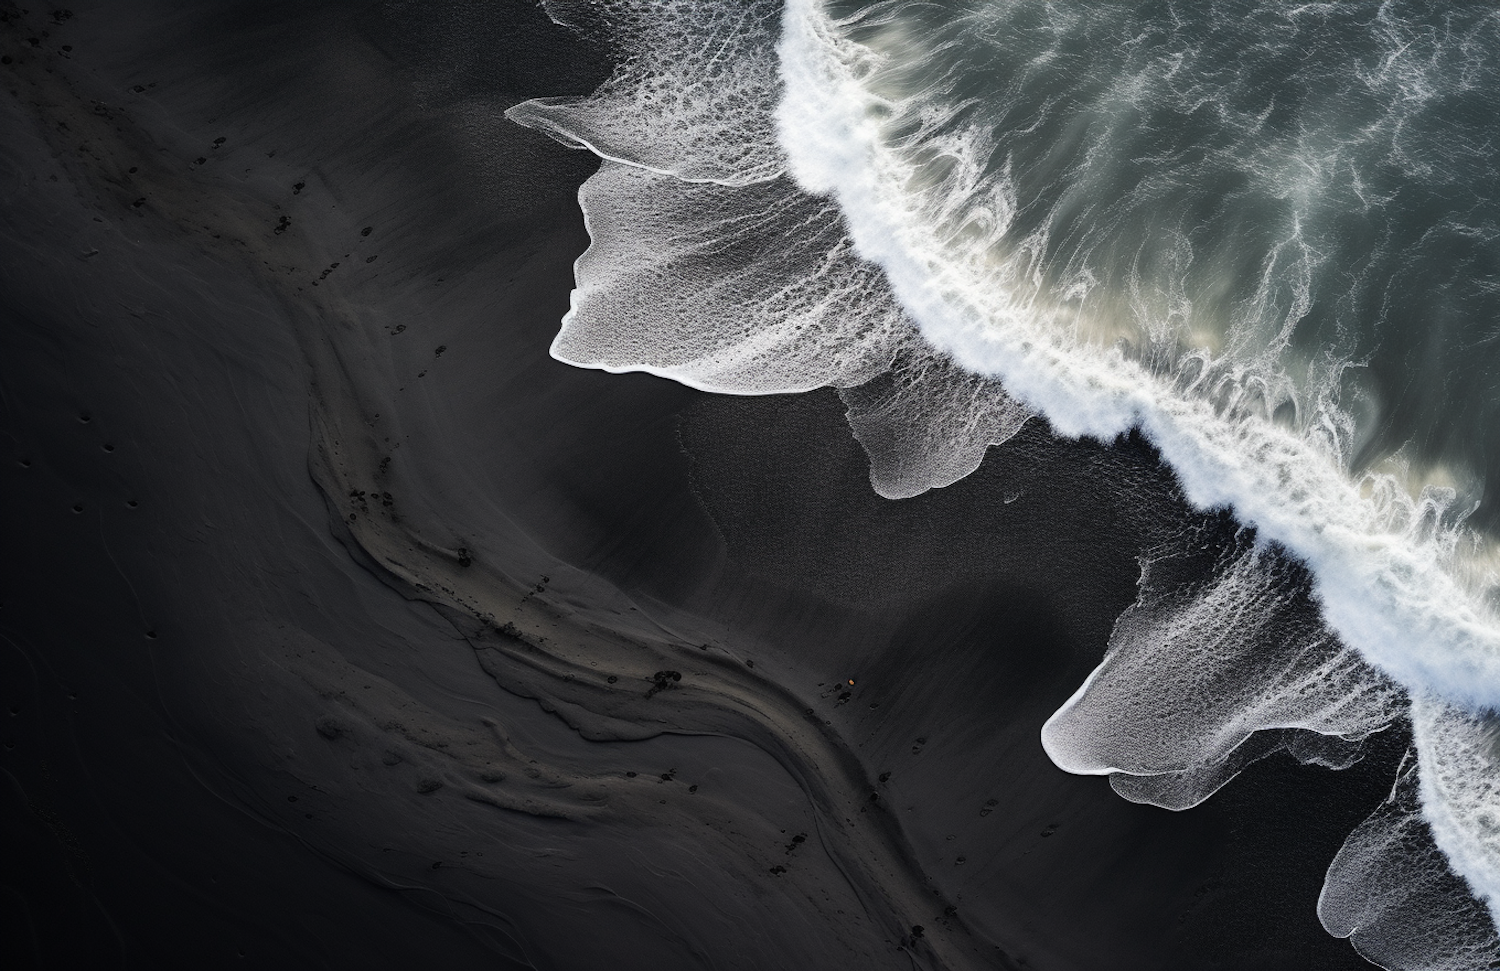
1040,532 -> 1398,811
775,0 -> 1500,712
510,0 -> 1500,959
774,0 -> 1500,942
505,0 -> 1032,499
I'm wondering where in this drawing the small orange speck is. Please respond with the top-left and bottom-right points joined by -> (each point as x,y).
848,679 -> 855,685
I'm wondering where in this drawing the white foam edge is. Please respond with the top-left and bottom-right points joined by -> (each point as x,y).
505,100 -> 786,189
774,0 -> 1500,716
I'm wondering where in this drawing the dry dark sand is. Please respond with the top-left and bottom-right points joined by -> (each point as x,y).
0,2 -> 1393,968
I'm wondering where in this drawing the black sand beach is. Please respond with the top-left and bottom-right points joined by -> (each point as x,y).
1,2 -> 1397,968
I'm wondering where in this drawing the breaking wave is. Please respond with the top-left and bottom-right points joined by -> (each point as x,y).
509,0 -> 1500,963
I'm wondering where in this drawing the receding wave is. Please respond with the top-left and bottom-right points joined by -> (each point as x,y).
509,0 -> 1500,962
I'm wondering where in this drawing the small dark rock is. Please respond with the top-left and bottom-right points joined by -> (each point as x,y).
647,670 -> 683,697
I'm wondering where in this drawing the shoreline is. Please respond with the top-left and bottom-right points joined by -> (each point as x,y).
0,2 -> 1403,968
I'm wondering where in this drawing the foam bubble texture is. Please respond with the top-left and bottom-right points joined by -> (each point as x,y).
1109,727 -> 1369,811
508,0 -> 1500,959
777,0 -> 1500,713
774,1 -> 1500,945
839,351 -> 1029,499
554,161 -> 903,393
506,0 -> 785,185
1042,533 -> 1400,809
1411,696 -> 1500,935
508,0 -> 1035,494
1320,754 -> 1500,970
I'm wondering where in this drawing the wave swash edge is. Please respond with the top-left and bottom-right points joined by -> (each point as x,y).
509,0 -> 1500,965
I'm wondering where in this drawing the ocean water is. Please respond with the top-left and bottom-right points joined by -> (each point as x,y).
509,0 -> 1500,965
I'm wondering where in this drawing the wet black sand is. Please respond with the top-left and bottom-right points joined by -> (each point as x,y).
0,2 -> 1394,968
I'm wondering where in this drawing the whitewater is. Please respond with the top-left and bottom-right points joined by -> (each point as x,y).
510,0 -> 1500,965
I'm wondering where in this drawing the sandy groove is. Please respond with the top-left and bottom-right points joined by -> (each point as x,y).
0,6 -> 1023,967
310,368 -> 1020,971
